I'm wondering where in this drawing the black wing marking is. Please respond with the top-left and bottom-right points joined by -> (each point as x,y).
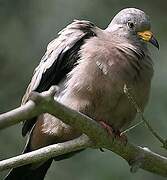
22,20 -> 97,136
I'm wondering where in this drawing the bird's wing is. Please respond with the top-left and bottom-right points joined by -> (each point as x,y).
21,20 -> 97,136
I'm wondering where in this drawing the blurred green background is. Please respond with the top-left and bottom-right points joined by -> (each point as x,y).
0,0 -> 167,179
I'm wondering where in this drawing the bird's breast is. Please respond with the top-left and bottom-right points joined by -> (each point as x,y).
58,37 -> 153,130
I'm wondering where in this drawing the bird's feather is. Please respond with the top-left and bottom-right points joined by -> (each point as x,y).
21,20 -> 97,136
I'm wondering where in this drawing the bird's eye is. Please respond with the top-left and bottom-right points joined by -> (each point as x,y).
127,22 -> 135,29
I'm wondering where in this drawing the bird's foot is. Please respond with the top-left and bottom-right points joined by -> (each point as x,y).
99,121 -> 127,145
99,121 -> 114,136
114,130 -> 127,145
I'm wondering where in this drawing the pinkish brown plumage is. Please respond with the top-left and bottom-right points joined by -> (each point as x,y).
5,8 -> 159,180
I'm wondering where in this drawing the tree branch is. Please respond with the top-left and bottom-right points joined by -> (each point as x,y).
0,101 -> 41,129
0,135 -> 91,171
0,86 -> 167,177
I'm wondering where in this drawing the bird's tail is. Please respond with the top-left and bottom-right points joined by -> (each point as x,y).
4,158 -> 53,180
4,142 -> 84,180
4,151 -> 84,180
4,141 -> 53,180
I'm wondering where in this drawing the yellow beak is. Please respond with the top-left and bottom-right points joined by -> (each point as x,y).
137,30 -> 159,49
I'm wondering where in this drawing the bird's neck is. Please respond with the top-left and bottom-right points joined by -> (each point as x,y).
105,27 -> 148,55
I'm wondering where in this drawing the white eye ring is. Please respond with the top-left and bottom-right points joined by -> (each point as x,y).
127,22 -> 135,29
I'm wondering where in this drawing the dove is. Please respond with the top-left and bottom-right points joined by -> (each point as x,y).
5,8 -> 159,180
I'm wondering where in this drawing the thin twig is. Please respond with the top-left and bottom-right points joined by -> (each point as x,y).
121,120 -> 143,135
123,84 -> 167,149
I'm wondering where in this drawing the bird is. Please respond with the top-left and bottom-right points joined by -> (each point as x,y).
4,7 -> 159,180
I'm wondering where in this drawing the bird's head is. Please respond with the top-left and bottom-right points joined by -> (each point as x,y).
106,8 -> 159,49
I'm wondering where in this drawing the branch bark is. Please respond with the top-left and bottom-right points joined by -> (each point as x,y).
0,87 -> 167,177
0,135 -> 91,171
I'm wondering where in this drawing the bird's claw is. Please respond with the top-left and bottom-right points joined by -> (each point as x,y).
99,121 -> 113,136
99,120 -> 128,145
115,131 -> 128,145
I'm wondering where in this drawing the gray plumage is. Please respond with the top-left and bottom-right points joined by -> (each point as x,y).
5,8 -> 158,180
